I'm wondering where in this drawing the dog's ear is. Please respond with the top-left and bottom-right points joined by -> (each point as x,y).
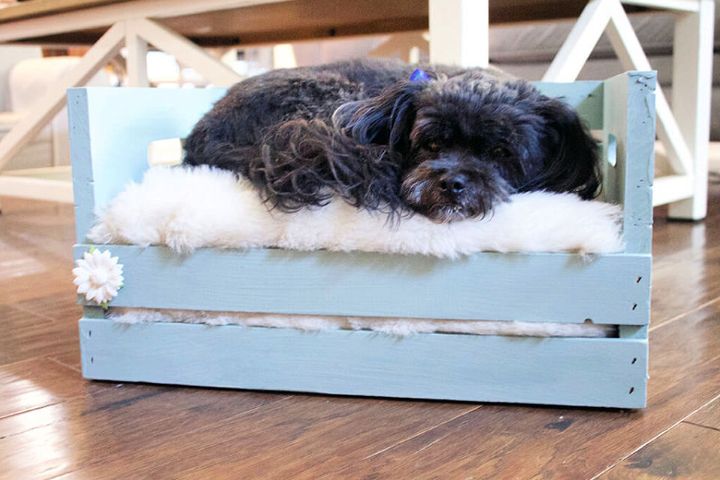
526,97 -> 601,199
333,81 -> 426,154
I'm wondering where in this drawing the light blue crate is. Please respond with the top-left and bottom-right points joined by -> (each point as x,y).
69,71 -> 655,408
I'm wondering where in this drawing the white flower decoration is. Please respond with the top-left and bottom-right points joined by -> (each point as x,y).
73,249 -> 124,306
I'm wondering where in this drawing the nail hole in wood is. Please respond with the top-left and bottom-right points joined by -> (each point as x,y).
88,330 -> 92,337
636,276 -> 642,283
90,357 -> 94,364
631,358 -> 637,364
629,387 -> 635,394
632,304 -> 638,311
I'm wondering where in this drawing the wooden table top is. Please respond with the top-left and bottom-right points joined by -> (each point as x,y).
0,0 -> 120,22
0,0 -> 649,47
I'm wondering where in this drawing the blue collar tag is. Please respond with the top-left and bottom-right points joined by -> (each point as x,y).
409,68 -> 431,82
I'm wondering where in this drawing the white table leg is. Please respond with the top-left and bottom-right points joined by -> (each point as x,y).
0,23 -> 124,171
129,18 -> 241,86
126,20 -> 149,87
0,16 -> 244,202
544,0 -> 715,220
668,0 -> 715,220
428,0 -> 489,67
543,0 -> 614,82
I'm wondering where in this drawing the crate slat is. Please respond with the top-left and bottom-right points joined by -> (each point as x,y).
75,244 -> 650,325
80,318 -> 648,408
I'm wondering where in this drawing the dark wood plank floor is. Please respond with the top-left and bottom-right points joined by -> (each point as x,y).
1,181 -> 719,480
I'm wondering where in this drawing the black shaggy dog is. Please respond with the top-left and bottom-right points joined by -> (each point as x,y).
184,59 -> 600,223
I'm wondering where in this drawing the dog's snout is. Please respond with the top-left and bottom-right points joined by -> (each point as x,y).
439,174 -> 467,196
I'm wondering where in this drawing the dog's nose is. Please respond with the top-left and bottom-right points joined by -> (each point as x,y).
440,175 -> 466,195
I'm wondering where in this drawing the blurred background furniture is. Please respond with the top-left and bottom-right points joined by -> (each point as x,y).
0,0 -> 716,219
0,54 -> 111,201
0,46 -> 48,173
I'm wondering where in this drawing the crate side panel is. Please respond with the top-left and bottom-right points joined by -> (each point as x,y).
534,80 -> 603,129
79,318 -> 647,408
74,245 -> 651,325
602,72 -> 656,255
68,87 -> 228,241
68,89 -> 94,242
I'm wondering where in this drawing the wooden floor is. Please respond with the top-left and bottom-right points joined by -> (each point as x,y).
1,182 -> 719,480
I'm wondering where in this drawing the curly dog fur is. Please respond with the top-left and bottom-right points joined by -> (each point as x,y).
184,59 -> 600,222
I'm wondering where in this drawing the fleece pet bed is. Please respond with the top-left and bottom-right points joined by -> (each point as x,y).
89,165 -> 623,256
110,308 -> 617,338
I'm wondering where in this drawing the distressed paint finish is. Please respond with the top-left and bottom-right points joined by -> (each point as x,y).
69,73 -> 655,408
602,72 -> 656,255
75,244 -> 650,325
79,318 -> 648,408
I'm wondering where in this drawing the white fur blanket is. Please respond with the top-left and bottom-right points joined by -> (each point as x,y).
110,308 -> 617,338
89,165 -> 623,256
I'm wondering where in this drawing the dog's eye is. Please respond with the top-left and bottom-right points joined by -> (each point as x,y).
491,146 -> 510,157
426,142 -> 441,152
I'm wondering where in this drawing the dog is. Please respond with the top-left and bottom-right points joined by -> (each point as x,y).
183,59 -> 600,223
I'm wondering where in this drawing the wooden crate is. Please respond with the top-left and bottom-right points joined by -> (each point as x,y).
70,71 -> 655,408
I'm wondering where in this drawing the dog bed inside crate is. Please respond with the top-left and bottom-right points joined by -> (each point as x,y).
70,71 -> 654,408
89,165 -> 624,256
83,162 -> 624,338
